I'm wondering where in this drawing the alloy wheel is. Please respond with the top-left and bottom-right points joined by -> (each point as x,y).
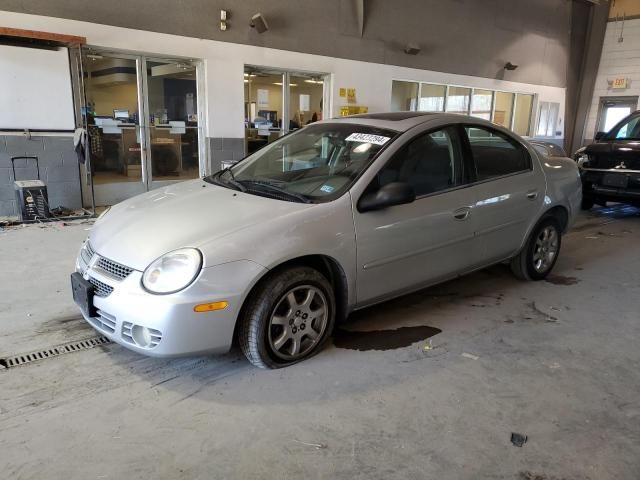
268,285 -> 329,361
532,226 -> 559,273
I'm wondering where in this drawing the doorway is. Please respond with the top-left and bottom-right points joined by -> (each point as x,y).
596,96 -> 639,136
82,49 -> 204,206
244,66 -> 328,156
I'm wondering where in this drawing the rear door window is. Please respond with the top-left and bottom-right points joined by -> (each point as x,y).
465,126 -> 531,181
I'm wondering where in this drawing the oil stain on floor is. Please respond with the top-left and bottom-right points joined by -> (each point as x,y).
333,325 -> 442,351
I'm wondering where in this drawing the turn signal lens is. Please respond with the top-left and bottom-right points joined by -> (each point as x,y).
194,301 -> 229,313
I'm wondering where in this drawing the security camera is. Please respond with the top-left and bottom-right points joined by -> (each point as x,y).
404,44 -> 421,55
250,13 -> 269,34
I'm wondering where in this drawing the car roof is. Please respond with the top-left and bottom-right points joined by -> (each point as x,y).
320,111 -> 497,133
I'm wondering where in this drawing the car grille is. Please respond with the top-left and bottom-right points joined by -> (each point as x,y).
88,277 -> 114,297
122,322 -> 163,349
80,241 -> 95,266
87,309 -> 117,334
96,257 -> 133,280
591,154 -> 640,171
78,241 -> 135,299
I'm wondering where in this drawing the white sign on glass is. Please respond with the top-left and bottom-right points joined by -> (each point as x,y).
257,89 -> 269,108
300,94 -> 310,112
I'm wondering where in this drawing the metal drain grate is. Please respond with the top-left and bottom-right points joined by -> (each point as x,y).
0,335 -> 111,369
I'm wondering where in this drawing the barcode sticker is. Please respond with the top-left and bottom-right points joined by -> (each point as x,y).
345,133 -> 391,145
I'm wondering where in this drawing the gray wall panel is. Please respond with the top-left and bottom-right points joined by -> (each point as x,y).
0,135 -> 82,217
0,0 -> 575,87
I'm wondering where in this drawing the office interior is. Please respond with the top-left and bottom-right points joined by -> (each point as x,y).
244,66 -> 325,154
84,54 -> 200,186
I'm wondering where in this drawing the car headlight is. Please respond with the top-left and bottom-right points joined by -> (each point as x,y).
576,153 -> 590,169
142,248 -> 203,294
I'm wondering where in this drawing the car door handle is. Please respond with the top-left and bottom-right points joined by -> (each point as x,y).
453,206 -> 472,220
527,191 -> 539,200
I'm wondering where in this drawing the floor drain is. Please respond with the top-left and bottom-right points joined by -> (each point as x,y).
0,335 -> 111,369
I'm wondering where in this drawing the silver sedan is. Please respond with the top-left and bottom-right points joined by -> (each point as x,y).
72,112 -> 582,368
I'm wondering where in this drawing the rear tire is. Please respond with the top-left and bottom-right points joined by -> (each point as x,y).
511,216 -> 562,281
238,266 -> 335,369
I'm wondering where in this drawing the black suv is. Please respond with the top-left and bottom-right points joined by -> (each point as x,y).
575,111 -> 640,210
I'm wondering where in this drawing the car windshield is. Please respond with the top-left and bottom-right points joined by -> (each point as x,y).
611,114 -> 640,140
205,123 -> 397,202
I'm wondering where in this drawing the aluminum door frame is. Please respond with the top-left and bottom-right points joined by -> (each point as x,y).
595,96 -> 639,137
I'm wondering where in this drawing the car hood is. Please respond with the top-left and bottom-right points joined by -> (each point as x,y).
90,179 -> 312,271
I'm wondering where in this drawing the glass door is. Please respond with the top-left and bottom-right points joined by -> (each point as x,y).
597,96 -> 639,136
83,52 -> 147,206
143,58 -> 202,189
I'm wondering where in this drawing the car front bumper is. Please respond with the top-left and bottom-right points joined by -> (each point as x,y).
581,169 -> 640,203
74,250 -> 266,357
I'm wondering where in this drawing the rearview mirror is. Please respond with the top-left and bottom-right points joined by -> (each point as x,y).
358,182 -> 416,213
594,131 -> 607,141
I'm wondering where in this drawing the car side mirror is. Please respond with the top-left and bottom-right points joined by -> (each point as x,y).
358,182 -> 416,213
594,131 -> 606,141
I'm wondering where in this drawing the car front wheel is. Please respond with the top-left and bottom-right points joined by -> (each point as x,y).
238,266 -> 335,369
511,216 -> 562,281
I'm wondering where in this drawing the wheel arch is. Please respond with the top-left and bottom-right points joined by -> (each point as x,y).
543,205 -> 569,233
232,254 -> 351,345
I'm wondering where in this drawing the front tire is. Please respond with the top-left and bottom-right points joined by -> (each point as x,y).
238,266 -> 335,369
511,216 -> 562,281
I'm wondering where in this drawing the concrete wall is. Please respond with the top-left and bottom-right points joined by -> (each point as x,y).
0,134 -> 82,217
585,18 -> 640,140
0,0 -> 573,88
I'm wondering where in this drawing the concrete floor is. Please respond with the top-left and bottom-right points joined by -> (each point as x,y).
1,206 -> 639,480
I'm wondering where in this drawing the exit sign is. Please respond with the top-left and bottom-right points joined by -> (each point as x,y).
611,77 -> 628,89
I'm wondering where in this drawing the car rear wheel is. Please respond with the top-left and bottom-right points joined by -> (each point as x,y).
238,266 -> 335,369
511,216 -> 562,281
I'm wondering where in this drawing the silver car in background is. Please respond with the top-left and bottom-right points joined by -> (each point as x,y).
72,112 -> 582,368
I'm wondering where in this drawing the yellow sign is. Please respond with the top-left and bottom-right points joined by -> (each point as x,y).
340,105 -> 368,117
339,88 -> 347,97
347,88 -> 357,103
612,77 -> 628,89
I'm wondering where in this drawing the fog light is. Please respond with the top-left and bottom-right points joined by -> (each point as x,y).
131,325 -> 152,348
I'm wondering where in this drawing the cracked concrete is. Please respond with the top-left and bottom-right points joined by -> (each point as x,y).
0,206 -> 639,479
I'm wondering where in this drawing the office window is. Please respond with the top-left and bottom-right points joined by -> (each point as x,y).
376,127 -> 463,196
513,94 -> 534,136
419,84 -> 446,112
391,80 -> 419,112
446,86 -> 471,113
465,127 -> 531,180
536,102 -> 559,137
494,92 -> 515,129
471,89 -> 493,120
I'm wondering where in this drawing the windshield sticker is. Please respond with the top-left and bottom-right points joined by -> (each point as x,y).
345,133 -> 391,145
320,184 -> 335,193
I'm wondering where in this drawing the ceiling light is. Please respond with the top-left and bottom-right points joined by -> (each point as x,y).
304,79 -> 324,84
273,82 -> 298,87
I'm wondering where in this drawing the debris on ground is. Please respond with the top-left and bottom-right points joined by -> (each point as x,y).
461,352 -> 479,361
50,206 -> 75,217
293,439 -> 327,449
511,432 -> 528,447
